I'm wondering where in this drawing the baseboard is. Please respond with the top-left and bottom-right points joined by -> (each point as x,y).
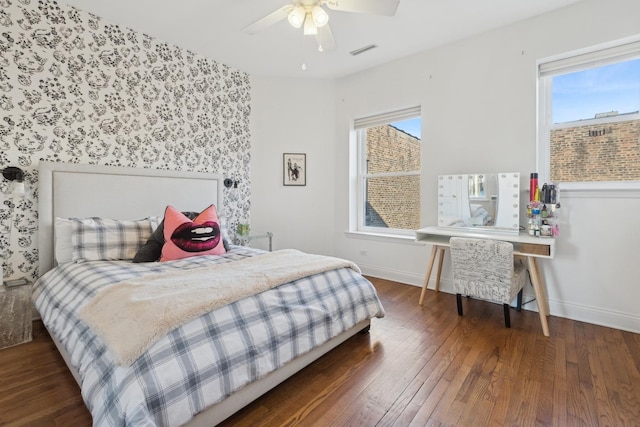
548,299 -> 640,334
359,264 -> 424,287
361,270 -> 640,335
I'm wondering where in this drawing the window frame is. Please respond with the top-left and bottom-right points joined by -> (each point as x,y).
351,106 -> 422,237
536,35 -> 640,192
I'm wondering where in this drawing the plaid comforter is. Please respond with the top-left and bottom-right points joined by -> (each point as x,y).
33,247 -> 385,427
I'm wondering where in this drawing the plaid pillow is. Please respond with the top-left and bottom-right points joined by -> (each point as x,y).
71,218 -> 153,262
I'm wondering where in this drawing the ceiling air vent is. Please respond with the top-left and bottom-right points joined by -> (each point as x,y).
350,44 -> 378,56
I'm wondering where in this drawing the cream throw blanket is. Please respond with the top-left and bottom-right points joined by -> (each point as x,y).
79,249 -> 360,366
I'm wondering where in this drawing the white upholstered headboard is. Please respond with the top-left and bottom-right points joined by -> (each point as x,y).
38,161 -> 224,276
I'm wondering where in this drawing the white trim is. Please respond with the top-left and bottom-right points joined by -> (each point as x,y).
344,230 -> 423,245
363,170 -> 421,179
560,183 -> 640,197
536,35 -> 640,187
356,226 -> 416,236
359,264 -> 425,287
355,128 -> 366,232
410,277 -> 640,334
539,36 -> 640,77
352,107 -> 422,235
353,106 -> 421,129
348,129 -> 359,232
536,74 -> 552,184
548,299 -> 640,335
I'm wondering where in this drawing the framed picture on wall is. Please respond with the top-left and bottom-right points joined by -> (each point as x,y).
283,153 -> 306,186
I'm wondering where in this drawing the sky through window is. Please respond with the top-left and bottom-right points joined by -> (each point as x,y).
552,58 -> 640,124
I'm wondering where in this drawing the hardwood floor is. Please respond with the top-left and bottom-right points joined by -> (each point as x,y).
1,277 -> 639,426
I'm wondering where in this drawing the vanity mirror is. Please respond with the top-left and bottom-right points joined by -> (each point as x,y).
437,172 -> 520,235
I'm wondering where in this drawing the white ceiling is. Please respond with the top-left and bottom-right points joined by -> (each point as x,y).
62,0 -> 584,79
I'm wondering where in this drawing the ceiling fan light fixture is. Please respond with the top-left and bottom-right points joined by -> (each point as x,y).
311,6 -> 329,27
303,13 -> 318,35
244,0 -> 398,56
287,6 -> 305,28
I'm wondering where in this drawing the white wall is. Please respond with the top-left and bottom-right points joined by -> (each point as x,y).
252,0 -> 640,333
250,77 -> 337,256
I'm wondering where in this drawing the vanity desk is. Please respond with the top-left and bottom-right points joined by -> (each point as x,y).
416,226 -> 555,336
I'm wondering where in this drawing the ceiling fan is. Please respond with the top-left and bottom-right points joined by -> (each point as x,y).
242,0 -> 400,53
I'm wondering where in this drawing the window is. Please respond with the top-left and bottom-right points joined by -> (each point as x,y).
537,37 -> 640,189
352,106 -> 421,236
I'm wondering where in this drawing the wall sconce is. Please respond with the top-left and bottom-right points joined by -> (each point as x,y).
223,178 -> 240,189
1,166 -> 25,195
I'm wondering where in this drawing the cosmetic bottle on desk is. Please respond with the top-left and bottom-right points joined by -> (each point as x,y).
530,205 -> 541,237
532,182 -> 561,238
529,173 -> 538,202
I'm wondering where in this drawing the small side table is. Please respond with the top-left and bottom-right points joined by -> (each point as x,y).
237,232 -> 273,251
0,283 -> 32,349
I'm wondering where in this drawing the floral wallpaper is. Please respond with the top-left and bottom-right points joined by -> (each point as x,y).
0,0 -> 252,281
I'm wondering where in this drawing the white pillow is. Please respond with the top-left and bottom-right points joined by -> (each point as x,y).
148,215 -> 162,231
71,217 -> 153,262
54,217 -> 74,265
55,217 -> 157,264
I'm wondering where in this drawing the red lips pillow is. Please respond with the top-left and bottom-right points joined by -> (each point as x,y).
160,205 -> 226,261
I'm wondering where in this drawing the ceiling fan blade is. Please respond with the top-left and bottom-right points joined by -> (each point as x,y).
315,24 -> 336,52
242,5 -> 293,35
323,0 -> 399,16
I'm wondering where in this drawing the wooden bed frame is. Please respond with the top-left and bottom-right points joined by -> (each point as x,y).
37,161 -> 369,426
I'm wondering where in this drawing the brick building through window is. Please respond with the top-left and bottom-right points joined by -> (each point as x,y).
364,124 -> 421,230
550,112 -> 640,182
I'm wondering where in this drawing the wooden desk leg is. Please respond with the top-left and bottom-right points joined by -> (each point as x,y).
434,248 -> 445,292
527,256 -> 550,337
532,257 -> 550,317
419,245 -> 439,305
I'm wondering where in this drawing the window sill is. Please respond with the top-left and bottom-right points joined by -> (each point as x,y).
344,231 -> 425,245
560,181 -> 640,198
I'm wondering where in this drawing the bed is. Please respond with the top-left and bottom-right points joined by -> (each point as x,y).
34,161 -> 385,426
